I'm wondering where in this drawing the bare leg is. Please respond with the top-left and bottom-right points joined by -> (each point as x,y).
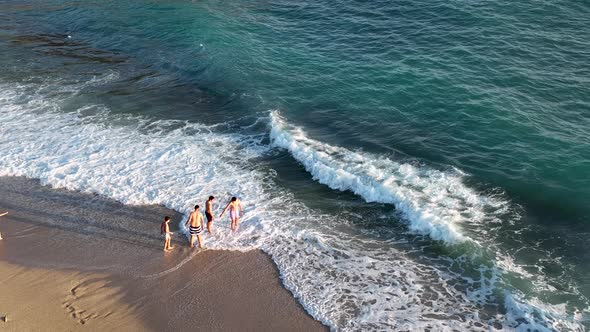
197,235 -> 203,249
207,222 -> 212,234
189,235 -> 195,248
231,217 -> 239,232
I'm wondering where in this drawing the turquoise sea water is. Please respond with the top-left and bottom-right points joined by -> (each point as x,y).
1,1 -> 589,330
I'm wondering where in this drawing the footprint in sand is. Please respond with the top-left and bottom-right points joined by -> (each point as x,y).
62,280 -> 119,325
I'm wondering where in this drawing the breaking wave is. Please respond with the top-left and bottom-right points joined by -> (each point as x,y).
270,111 -> 508,245
0,81 -> 584,331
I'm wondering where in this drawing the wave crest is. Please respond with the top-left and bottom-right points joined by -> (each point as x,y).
270,111 -> 506,244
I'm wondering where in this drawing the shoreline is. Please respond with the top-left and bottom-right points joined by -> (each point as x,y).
0,176 -> 327,331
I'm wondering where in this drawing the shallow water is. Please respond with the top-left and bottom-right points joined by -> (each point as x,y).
1,0 -> 589,330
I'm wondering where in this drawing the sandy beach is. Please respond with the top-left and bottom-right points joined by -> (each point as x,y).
0,176 -> 327,331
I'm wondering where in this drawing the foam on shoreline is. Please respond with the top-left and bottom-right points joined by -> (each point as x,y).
0,176 -> 325,331
1,81 -> 584,331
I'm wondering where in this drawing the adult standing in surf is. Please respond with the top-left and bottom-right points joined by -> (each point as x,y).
219,197 -> 243,232
205,196 -> 215,234
185,205 -> 204,248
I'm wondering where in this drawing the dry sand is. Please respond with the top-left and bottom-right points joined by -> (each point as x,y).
0,176 -> 327,331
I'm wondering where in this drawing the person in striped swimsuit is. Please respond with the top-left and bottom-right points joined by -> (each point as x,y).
184,205 -> 204,249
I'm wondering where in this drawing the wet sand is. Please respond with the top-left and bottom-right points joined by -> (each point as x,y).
0,176 -> 327,331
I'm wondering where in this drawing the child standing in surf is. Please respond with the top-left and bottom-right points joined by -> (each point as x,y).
161,216 -> 174,252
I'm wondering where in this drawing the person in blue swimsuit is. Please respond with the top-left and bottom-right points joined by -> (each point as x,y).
184,205 -> 204,248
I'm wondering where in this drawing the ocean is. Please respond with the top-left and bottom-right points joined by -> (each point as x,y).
1,0 -> 589,330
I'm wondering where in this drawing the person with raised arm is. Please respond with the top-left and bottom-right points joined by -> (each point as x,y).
219,197 -> 244,232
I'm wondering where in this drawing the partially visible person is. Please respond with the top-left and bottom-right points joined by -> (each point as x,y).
0,211 -> 7,240
160,216 -> 174,252
185,205 -> 204,248
205,196 -> 215,234
219,197 -> 244,232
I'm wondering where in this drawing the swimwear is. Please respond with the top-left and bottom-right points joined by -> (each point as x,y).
164,232 -> 172,240
206,212 -> 213,223
229,210 -> 238,220
189,225 -> 203,235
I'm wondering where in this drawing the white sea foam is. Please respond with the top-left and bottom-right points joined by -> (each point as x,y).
0,83 -> 272,251
0,81 -> 584,331
504,293 -> 585,332
269,111 -> 506,245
